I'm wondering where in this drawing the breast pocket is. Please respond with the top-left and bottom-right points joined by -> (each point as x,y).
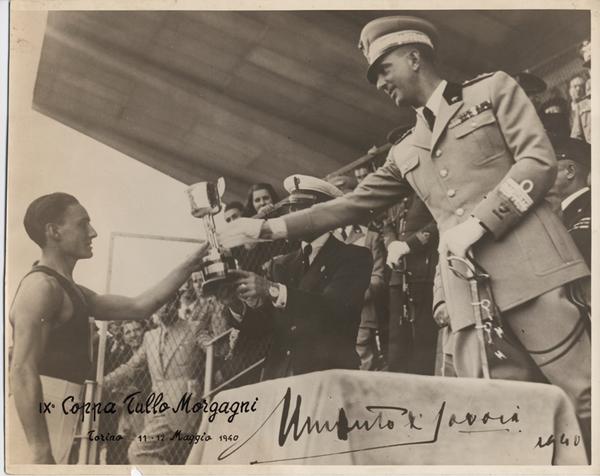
452,110 -> 506,164
396,154 -> 431,201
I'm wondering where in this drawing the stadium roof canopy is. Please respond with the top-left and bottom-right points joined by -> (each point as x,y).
33,10 -> 590,201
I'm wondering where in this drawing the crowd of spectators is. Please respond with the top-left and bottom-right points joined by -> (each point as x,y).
95,40 -> 592,464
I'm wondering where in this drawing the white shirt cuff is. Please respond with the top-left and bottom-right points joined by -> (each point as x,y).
273,284 -> 288,308
268,218 -> 288,239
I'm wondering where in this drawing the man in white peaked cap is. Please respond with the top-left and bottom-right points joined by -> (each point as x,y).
223,174 -> 373,381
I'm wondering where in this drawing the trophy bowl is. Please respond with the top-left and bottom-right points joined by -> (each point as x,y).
186,179 -> 239,294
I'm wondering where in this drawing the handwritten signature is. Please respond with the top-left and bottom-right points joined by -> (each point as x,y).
217,387 -> 520,464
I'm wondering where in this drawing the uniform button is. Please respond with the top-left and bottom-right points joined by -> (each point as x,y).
447,189 -> 456,198
435,149 -> 442,157
456,208 -> 465,216
440,169 -> 448,178
290,325 -> 297,332
285,350 -> 291,356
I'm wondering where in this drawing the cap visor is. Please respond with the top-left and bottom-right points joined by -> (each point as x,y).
366,60 -> 380,84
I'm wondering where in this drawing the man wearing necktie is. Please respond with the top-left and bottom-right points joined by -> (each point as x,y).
224,175 -> 372,381
219,16 -> 591,455
327,174 -> 387,371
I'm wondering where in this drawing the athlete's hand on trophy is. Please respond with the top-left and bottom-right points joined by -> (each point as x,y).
438,216 -> 486,258
386,240 -> 410,269
218,218 -> 266,248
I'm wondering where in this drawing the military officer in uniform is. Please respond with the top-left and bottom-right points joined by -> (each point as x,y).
382,125 -> 439,374
220,16 -> 591,454
549,136 -> 591,267
383,188 -> 438,375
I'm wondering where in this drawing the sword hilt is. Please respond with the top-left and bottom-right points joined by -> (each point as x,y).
446,255 -> 490,282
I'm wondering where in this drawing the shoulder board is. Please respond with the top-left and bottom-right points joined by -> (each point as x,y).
462,72 -> 495,87
393,127 -> 414,145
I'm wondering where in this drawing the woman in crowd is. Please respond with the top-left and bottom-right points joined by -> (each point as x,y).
243,183 -> 280,218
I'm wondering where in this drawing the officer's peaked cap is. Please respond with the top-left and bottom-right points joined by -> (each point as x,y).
358,16 -> 439,84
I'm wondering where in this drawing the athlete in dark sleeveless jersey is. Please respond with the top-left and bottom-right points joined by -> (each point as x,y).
9,193 -> 208,464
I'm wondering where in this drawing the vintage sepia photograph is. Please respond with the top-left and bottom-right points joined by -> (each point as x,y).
4,0 -> 597,473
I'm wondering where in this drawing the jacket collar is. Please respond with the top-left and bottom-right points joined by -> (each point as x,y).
412,81 -> 464,151
562,187 -> 590,211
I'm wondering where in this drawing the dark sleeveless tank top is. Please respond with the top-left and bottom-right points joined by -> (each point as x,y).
15,265 -> 93,384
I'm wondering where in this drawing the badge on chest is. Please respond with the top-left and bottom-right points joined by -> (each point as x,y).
449,101 -> 493,128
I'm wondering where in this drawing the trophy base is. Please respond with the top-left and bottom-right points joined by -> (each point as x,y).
201,274 -> 238,295
200,254 -> 238,295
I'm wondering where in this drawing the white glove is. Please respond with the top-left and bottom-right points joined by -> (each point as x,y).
386,240 -> 411,269
438,216 -> 486,259
218,218 -> 266,248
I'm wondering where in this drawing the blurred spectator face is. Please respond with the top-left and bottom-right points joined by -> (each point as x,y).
569,77 -> 585,102
179,279 -> 195,302
224,207 -> 242,223
551,160 -> 573,198
158,298 -> 180,326
122,321 -> 144,350
354,166 -> 370,183
252,188 -> 273,213
108,322 -> 121,338
585,78 -> 591,97
191,272 -> 203,297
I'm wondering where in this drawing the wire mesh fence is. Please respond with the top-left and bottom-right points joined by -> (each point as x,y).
89,239 -> 296,464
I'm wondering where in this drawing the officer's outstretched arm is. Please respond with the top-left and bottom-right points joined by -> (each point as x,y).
280,160 -> 413,241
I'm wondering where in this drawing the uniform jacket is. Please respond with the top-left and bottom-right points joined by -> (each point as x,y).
562,188 -> 591,267
232,235 -> 372,380
342,225 -> 386,329
282,71 -> 589,332
104,319 -> 205,430
382,193 -> 439,285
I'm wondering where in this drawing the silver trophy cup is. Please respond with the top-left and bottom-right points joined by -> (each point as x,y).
186,178 -> 238,294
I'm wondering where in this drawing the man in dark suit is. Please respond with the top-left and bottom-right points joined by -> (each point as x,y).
225,175 -> 372,381
549,136 -> 591,267
220,16 -> 591,454
328,173 -> 386,371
